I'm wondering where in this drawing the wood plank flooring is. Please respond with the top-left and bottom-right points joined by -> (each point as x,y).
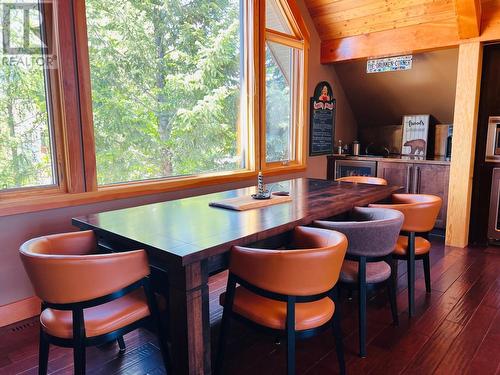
1,238 -> 500,374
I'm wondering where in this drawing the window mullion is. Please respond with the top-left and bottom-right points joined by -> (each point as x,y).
52,0 -> 87,193
73,0 -> 98,192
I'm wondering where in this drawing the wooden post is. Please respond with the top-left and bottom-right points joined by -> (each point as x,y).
446,42 -> 482,247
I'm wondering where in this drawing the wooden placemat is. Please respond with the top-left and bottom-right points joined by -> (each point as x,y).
209,194 -> 292,211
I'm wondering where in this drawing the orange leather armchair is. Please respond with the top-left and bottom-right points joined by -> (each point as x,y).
215,226 -> 348,375
19,230 -> 169,375
370,194 -> 442,316
336,176 -> 388,185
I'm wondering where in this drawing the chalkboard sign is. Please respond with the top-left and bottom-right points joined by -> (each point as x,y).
309,81 -> 335,156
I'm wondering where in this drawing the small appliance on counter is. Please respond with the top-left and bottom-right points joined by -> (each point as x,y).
352,141 -> 360,155
434,124 -> 453,158
364,142 -> 390,156
358,125 -> 402,155
485,116 -> 500,162
488,168 -> 500,244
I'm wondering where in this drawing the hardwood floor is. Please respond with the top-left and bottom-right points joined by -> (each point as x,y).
1,238 -> 500,374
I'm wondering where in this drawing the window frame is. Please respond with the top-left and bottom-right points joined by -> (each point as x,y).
260,0 -> 309,173
0,0 -> 309,216
0,1 -> 58,197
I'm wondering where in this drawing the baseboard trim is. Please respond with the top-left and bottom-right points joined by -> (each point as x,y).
0,296 -> 40,327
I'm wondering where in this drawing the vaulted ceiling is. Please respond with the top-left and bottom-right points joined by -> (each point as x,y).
305,0 -> 457,41
304,0 -> 500,62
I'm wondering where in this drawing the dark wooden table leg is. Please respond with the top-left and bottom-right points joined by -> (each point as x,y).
168,260 -> 211,375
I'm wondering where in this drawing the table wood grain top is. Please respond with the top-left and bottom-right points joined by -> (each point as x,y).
72,178 -> 401,266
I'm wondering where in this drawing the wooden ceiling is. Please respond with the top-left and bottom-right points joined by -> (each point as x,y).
305,0 -> 500,62
305,0 -> 457,41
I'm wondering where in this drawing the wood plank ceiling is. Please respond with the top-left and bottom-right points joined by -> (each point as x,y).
305,0 -> 457,41
304,0 -> 499,62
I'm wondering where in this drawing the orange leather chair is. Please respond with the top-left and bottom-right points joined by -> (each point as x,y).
336,176 -> 388,185
19,230 -> 169,375
370,194 -> 442,316
215,226 -> 348,375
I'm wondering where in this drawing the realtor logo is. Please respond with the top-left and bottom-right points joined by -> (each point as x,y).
2,2 -> 46,54
1,1 -> 56,68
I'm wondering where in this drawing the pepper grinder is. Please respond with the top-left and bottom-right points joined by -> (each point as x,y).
337,140 -> 343,155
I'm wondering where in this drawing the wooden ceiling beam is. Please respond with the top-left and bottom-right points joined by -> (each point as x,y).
320,20 -> 460,63
454,0 -> 482,38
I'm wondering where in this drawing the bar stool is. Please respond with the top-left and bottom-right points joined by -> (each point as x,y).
336,176 -> 388,185
215,226 -> 348,375
314,206 -> 403,357
19,230 -> 170,375
370,194 -> 442,317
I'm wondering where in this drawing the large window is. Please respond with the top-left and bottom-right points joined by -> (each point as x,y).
0,0 -> 309,212
86,0 -> 245,185
265,42 -> 294,162
0,2 -> 56,190
263,0 -> 307,167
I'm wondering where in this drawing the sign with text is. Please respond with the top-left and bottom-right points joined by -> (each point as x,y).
309,81 -> 335,156
367,55 -> 412,73
401,114 -> 431,156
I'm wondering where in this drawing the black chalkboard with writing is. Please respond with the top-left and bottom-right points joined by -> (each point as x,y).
309,81 -> 335,156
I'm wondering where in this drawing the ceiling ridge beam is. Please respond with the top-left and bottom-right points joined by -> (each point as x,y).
454,0 -> 482,38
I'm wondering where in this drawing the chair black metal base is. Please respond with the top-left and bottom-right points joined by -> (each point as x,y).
393,232 -> 432,317
340,254 -> 398,358
215,274 -> 345,375
37,277 -> 170,375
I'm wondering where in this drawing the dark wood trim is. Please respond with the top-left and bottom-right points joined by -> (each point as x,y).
168,261 -> 211,375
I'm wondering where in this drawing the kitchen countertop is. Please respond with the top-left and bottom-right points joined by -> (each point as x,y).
328,154 -> 451,165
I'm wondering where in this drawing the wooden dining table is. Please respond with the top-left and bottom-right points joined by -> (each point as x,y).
72,177 -> 400,374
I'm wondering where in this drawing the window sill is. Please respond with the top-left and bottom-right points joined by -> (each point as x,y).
0,166 -> 306,217
263,163 -> 306,176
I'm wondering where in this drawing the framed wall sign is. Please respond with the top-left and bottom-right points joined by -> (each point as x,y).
309,81 -> 335,156
401,114 -> 431,156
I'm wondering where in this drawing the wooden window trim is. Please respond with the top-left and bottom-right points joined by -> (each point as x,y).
73,0 -> 97,192
0,169 -> 260,217
260,0 -> 309,172
52,0 -> 87,193
75,0 -> 258,189
0,1 -> 84,199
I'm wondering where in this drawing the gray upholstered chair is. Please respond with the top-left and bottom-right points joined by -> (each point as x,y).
314,206 -> 404,357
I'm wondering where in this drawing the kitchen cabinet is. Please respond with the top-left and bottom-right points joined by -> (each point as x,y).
377,162 -> 449,229
414,164 -> 450,229
377,162 -> 413,193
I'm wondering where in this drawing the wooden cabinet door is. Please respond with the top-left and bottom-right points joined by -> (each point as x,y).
377,162 -> 413,193
414,164 -> 450,229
